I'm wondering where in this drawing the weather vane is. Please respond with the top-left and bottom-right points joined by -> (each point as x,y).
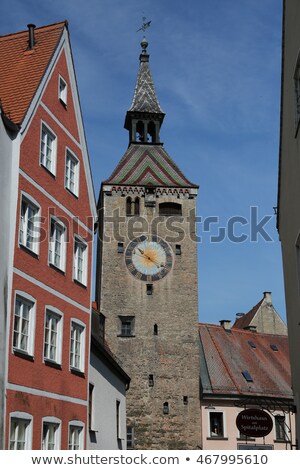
137,16 -> 151,33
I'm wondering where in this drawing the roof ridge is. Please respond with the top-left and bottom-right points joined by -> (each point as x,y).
0,21 -> 67,40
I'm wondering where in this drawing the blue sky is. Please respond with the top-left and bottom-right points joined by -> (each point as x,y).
0,0 -> 285,325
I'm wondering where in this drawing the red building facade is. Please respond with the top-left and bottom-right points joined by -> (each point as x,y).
0,22 -> 96,449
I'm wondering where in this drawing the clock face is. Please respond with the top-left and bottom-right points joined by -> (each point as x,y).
125,235 -> 173,282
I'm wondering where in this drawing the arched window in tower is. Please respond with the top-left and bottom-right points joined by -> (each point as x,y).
136,121 -> 145,142
134,197 -> 140,215
163,402 -> 169,414
126,197 -> 132,216
159,202 -> 182,216
147,121 -> 156,143
153,324 -> 158,335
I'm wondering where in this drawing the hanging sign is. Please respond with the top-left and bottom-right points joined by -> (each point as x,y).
236,408 -> 273,438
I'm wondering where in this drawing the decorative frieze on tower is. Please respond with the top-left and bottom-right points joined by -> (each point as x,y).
96,37 -> 201,449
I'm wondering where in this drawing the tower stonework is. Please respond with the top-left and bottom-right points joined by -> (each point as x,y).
96,38 -> 201,449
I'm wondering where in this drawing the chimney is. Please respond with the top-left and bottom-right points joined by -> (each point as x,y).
263,291 -> 272,305
236,312 -> 244,319
27,24 -> 36,50
220,320 -> 231,331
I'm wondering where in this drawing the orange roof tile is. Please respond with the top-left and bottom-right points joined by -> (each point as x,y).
0,21 -> 66,125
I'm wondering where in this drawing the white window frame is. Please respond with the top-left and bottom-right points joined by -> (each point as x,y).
13,291 -> 36,357
19,193 -> 40,255
43,307 -> 63,365
69,319 -> 86,373
208,410 -> 226,438
49,217 -> 67,272
73,236 -> 88,286
42,417 -> 61,450
58,75 -> 67,106
9,412 -> 33,450
68,421 -> 84,450
65,149 -> 79,197
40,122 -> 57,175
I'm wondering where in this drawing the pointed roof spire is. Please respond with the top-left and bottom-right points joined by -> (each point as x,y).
128,36 -> 164,114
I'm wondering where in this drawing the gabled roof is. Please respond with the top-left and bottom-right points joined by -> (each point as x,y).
199,323 -> 292,399
233,299 -> 263,329
104,143 -> 198,188
0,21 -> 66,125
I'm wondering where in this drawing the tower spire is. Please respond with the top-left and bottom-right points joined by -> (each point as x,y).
124,35 -> 165,145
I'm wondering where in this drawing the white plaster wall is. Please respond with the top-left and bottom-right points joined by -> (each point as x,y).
88,350 -> 127,450
0,116 -> 20,449
201,401 -> 296,450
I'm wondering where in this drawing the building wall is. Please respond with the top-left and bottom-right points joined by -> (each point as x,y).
88,350 -> 127,450
5,40 -> 95,449
278,0 -> 300,446
98,188 -> 201,449
0,117 -> 20,449
201,400 -> 296,450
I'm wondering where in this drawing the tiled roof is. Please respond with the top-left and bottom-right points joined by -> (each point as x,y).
0,21 -> 66,124
104,144 -> 197,187
129,52 -> 163,114
199,323 -> 292,399
233,299 -> 263,329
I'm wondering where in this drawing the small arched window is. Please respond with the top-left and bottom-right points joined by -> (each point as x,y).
147,121 -> 156,143
136,121 -> 144,142
134,197 -> 140,215
126,197 -> 132,216
154,324 -> 158,335
159,202 -> 182,216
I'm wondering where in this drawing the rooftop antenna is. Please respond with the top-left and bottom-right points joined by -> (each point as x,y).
136,16 -> 151,33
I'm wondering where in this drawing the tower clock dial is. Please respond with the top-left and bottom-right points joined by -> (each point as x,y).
125,235 -> 173,282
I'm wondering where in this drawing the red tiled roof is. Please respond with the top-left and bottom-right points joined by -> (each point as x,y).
233,298 -> 263,329
0,21 -> 66,125
199,323 -> 292,399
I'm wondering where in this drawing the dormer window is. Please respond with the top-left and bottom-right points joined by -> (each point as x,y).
59,75 -> 67,106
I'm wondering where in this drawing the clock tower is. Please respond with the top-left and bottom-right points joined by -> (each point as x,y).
96,37 -> 201,449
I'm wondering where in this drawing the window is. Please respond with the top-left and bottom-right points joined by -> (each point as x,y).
13,294 -> 35,356
248,340 -> 256,349
70,320 -> 85,372
88,384 -> 94,431
118,242 -> 124,253
19,196 -> 40,254
119,317 -> 135,336
68,422 -> 84,450
42,419 -> 60,450
127,426 -> 134,449
183,396 -> 188,405
116,400 -> 121,439
134,197 -> 140,215
9,415 -> 32,450
153,324 -> 158,335
175,244 -> 181,255
65,150 -> 79,196
148,374 -> 154,387
44,308 -> 63,364
126,197 -> 132,216
74,237 -> 88,285
59,75 -> 67,105
275,415 -> 287,441
126,196 -> 140,216
146,284 -> 153,295
40,123 -> 56,174
209,412 -> 224,438
49,218 -> 66,271
271,344 -> 279,351
242,370 -> 253,382
163,402 -> 169,414
159,202 -> 182,216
